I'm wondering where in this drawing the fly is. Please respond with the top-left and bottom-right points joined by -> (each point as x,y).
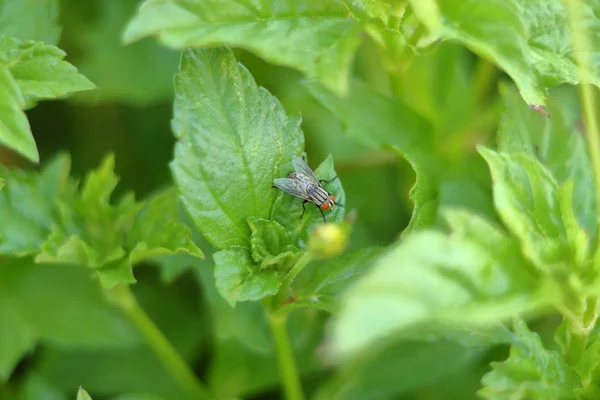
272,155 -> 343,222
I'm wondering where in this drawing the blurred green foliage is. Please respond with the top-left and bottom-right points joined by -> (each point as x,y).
1,0 -> 600,400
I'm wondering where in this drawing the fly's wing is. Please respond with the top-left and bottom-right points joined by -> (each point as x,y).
273,178 -> 309,200
292,156 -> 320,185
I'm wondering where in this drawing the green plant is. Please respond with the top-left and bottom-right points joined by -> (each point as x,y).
1,0 -> 600,399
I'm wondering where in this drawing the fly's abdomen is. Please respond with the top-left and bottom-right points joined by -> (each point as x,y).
308,186 -> 329,206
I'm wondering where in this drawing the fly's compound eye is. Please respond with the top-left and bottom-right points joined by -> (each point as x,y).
329,195 -> 335,201
321,202 -> 331,211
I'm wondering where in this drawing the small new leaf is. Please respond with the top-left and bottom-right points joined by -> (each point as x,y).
171,47 -> 304,248
214,246 -> 282,307
123,0 -> 363,95
247,217 -> 300,270
479,318 -> 579,399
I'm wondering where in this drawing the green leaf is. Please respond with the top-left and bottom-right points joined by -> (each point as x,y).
574,337 -> 600,395
0,36 -> 95,107
127,187 -> 204,265
416,0 -> 600,107
247,217 -> 300,270
0,0 -> 60,44
331,210 -> 540,357
37,155 -> 140,286
62,0 -> 179,105
76,387 -> 92,400
110,394 -> 166,400
0,35 -> 94,162
306,79 -> 436,232
123,0 -> 363,95
19,372 -> 66,400
170,47 -> 304,248
315,338 -> 483,400
35,278 -> 204,399
293,247 -> 382,312
0,64 -> 37,161
0,297 -> 35,379
213,246 -> 282,307
270,154 -> 346,240
0,153 -> 72,256
498,84 -> 597,245
479,318 -> 579,399
408,0 -> 441,31
478,148 -> 588,270
35,158 -> 204,288
150,253 -> 201,285
0,258 -> 139,379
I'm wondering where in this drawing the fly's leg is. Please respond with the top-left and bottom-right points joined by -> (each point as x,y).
317,204 -> 327,223
319,175 -> 338,184
300,200 -> 309,219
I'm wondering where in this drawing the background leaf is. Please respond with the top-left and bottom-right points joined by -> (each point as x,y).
497,84 -> 597,246
306,79 -> 437,232
479,148 -> 587,270
292,247 -> 382,312
60,0 -> 179,105
124,0 -> 363,95
171,47 -> 304,248
479,318 -> 579,399
415,0 -> 600,107
34,275 -> 204,399
0,0 -> 60,44
0,258 -> 138,379
331,210 -> 540,357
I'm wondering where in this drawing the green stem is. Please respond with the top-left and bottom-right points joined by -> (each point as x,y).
267,312 -> 305,400
276,252 -> 313,306
113,286 -> 211,399
564,0 -> 600,247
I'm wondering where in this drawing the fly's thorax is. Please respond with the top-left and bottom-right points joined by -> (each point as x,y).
308,186 -> 330,206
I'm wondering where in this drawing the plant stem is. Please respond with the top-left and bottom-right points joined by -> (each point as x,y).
113,285 -> 211,399
564,0 -> 600,246
277,251 -> 313,305
267,312 -> 305,400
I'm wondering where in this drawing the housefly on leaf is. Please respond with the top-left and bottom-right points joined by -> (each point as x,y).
273,155 -> 343,223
